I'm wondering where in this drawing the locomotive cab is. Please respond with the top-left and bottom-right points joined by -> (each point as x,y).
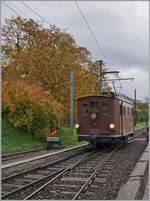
76,93 -> 134,145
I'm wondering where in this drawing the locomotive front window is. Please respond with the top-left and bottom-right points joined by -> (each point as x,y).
83,104 -> 89,114
101,104 -> 108,114
90,102 -> 98,113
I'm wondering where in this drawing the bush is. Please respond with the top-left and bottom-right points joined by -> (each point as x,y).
2,80 -> 64,140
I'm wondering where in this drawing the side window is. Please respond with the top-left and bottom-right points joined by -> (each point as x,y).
90,102 -> 98,113
101,104 -> 108,115
83,104 -> 88,114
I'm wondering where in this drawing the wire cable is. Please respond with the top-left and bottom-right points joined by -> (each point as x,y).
74,0 -> 111,69
20,1 -> 68,31
2,1 -> 20,16
20,1 -> 51,26
10,2 -> 28,18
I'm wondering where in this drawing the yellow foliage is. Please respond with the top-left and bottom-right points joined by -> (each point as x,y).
2,16 -> 109,117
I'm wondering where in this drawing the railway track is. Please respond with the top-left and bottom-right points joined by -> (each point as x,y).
25,140 -> 147,200
2,146 -> 95,199
134,127 -> 148,138
2,148 -> 45,162
24,144 -> 120,200
2,144 -> 120,200
128,127 -> 148,143
1,127 -> 147,200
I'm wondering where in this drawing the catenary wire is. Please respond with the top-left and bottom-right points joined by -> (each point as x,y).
20,1 -> 68,31
4,0 -> 111,70
74,0 -> 111,69
2,1 -> 20,16
10,2 -> 28,18
20,1 -> 52,26
74,0 -> 123,94
3,1 -> 128,96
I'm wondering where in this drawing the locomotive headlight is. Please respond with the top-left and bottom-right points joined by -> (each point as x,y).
75,123 -> 80,129
109,123 -> 115,129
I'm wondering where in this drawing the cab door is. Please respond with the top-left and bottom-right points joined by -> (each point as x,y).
89,101 -> 99,134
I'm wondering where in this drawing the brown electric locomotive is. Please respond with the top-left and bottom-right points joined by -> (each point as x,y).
76,92 -> 134,146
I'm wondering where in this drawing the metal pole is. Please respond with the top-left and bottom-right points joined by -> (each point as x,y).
134,89 -> 136,127
70,71 -> 74,135
112,81 -> 117,95
99,60 -> 103,95
96,60 -> 103,95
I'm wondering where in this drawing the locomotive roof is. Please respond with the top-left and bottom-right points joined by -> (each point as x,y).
77,93 -> 134,104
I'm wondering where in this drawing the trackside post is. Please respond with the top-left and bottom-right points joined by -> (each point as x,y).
70,71 -> 74,135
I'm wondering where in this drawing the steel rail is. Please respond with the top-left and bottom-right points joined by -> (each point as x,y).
2,150 -> 95,199
2,148 -> 45,160
1,168 -> 64,199
24,146 -> 115,200
73,144 -> 122,200
128,128 -> 147,143
2,144 -> 90,170
135,128 -> 147,136
2,147 -> 92,182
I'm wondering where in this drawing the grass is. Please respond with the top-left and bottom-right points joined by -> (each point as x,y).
57,127 -> 87,146
2,118 -> 87,153
2,118 -> 43,153
135,122 -> 147,129
2,117 -> 147,154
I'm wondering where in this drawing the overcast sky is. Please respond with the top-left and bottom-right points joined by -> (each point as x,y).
2,1 -> 149,101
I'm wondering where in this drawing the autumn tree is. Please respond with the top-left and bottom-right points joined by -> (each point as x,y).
2,16 -> 107,116
136,101 -> 149,123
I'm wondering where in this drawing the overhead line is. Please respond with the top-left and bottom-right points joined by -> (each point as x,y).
3,1 -> 20,16
10,2 -> 28,18
20,1 -> 68,31
74,0 -> 111,69
20,1 -> 51,26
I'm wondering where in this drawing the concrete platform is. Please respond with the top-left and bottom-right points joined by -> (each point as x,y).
117,145 -> 149,200
144,146 -> 149,152
130,161 -> 148,177
143,179 -> 149,200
